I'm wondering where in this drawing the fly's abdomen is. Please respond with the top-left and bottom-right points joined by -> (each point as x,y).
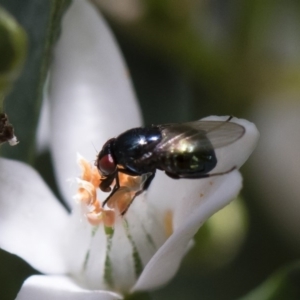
158,149 -> 217,177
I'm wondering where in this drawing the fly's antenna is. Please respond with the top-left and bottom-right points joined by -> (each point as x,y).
91,141 -> 98,154
91,141 -> 99,165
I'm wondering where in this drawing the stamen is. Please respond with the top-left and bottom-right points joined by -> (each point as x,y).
75,155 -> 147,227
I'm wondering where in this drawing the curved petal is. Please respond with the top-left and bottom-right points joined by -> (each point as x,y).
16,275 -> 122,300
132,171 -> 242,292
0,158 -> 69,274
49,0 -> 142,208
132,116 -> 258,291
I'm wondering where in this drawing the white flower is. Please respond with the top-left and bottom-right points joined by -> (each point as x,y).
0,0 -> 259,299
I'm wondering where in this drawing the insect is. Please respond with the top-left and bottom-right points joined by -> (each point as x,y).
96,116 -> 245,215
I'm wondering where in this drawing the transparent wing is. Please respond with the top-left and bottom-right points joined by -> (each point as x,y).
154,120 -> 245,154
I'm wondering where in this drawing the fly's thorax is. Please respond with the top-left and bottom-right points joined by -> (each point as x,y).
112,126 -> 162,175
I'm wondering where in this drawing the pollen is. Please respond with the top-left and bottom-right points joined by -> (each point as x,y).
77,153 -> 101,185
118,172 -> 143,191
75,155 -> 143,227
109,187 -> 135,212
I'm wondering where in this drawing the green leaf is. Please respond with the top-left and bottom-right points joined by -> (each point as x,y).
188,197 -> 248,270
0,7 -> 27,105
0,0 -> 71,163
239,262 -> 300,300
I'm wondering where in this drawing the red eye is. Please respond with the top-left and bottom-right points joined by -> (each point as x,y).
98,154 -> 116,175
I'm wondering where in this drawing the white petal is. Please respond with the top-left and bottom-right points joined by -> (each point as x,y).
147,170 -> 232,230
0,158 -> 69,274
70,215 -> 108,290
49,0 -> 142,208
67,210 -> 138,293
109,217 -> 137,293
16,275 -> 122,300
70,213 -> 138,294
66,206 -> 138,293
132,171 -> 242,291
126,197 -> 167,266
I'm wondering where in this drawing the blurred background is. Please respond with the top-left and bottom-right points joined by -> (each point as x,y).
1,0 -> 300,299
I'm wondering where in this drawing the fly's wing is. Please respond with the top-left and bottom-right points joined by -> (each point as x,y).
154,120 -> 245,154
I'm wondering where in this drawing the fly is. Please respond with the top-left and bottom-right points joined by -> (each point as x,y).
95,116 -> 245,215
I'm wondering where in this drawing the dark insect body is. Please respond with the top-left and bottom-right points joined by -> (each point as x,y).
96,116 -> 245,215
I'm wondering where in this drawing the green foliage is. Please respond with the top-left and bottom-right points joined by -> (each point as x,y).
191,197 -> 248,269
240,262 -> 300,300
0,7 -> 27,110
0,0 -> 71,163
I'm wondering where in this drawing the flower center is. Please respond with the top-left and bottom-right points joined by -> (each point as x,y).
75,154 -> 145,227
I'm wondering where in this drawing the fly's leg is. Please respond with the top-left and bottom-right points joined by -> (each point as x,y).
165,166 -> 236,179
102,171 -> 120,208
120,189 -> 143,216
142,171 -> 156,190
120,172 -> 156,216
205,115 -> 234,134
196,166 -> 236,178
165,172 -> 180,179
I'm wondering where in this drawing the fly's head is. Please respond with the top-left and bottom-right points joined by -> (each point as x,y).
96,138 -> 117,192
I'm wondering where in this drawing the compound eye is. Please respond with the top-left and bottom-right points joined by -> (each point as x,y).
98,154 -> 116,175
